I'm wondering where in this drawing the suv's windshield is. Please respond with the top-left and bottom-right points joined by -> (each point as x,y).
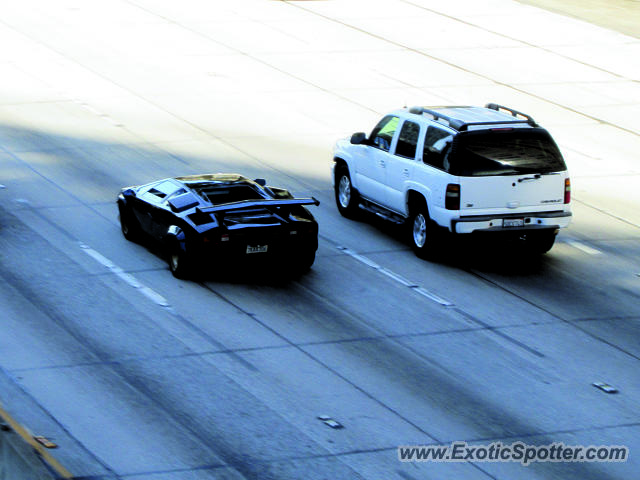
449,128 -> 566,176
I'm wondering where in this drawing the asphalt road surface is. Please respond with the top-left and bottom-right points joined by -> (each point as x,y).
0,1 -> 639,479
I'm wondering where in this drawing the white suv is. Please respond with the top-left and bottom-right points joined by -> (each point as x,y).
332,103 -> 572,257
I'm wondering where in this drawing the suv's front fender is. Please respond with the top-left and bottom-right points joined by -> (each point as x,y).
332,137 -> 359,188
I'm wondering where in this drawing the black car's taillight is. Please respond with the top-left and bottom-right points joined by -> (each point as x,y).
445,184 -> 460,210
564,178 -> 571,204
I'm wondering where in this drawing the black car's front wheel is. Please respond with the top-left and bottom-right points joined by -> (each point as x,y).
118,204 -> 141,242
168,246 -> 192,279
334,165 -> 359,218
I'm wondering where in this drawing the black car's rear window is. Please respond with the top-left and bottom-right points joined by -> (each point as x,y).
448,128 -> 567,176
192,184 -> 264,204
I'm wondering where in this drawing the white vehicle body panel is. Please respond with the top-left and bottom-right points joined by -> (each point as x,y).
333,105 -> 572,236
459,173 -> 567,211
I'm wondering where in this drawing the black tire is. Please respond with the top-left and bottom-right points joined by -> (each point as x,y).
118,204 -> 141,242
168,245 -> 192,279
527,230 -> 557,254
334,165 -> 360,219
408,201 -> 437,259
293,250 -> 316,275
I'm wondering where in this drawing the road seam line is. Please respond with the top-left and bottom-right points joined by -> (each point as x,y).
336,246 -> 453,306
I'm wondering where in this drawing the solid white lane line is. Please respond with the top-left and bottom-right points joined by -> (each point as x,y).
79,243 -> 170,307
337,246 -> 453,307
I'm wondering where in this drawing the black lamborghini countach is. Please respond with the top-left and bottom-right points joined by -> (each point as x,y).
117,174 -> 320,278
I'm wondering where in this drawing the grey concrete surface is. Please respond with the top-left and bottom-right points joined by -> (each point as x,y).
518,0 -> 640,38
0,1 -> 638,479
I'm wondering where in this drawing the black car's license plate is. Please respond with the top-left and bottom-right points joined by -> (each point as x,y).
503,218 -> 524,228
246,245 -> 268,254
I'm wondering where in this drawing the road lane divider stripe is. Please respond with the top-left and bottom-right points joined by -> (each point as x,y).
336,246 -> 453,307
79,243 -> 170,307
411,286 -> 454,306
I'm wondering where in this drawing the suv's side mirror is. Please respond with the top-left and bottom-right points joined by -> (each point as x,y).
350,132 -> 367,145
254,178 -> 267,186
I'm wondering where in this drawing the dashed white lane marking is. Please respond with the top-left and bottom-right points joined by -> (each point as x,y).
79,243 -> 170,307
566,240 -> 602,255
412,286 -> 453,306
73,98 -> 123,127
336,246 -> 453,307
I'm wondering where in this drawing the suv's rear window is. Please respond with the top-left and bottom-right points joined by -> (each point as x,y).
449,128 -> 566,176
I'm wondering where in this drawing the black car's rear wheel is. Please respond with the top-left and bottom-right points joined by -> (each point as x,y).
294,250 -> 316,275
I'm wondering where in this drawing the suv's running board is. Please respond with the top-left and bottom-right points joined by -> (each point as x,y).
358,200 -> 406,224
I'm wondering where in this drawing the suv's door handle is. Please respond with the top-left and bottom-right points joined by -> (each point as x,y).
379,160 -> 386,168
403,168 -> 410,177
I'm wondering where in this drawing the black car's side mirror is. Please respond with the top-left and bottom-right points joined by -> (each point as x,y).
350,132 -> 367,145
254,178 -> 267,186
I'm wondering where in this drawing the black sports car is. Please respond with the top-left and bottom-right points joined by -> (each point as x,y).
117,173 -> 320,278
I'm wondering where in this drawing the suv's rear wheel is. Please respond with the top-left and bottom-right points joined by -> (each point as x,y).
335,165 -> 359,218
409,202 -> 437,258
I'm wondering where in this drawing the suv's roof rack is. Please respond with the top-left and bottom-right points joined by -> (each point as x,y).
485,103 -> 538,127
408,103 -> 538,131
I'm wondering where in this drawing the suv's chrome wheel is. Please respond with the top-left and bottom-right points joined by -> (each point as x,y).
338,175 -> 351,208
413,213 -> 427,248
335,166 -> 359,219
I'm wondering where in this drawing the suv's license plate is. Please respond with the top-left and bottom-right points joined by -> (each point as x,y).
503,218 -> 524,228
246,245 -> 268,254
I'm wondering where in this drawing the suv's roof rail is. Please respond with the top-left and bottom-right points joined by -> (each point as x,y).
408,106 -> 468,130
408,104 -> 538,131
485,103 -> 538,127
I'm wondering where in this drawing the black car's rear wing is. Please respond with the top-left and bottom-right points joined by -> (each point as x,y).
196,197 -> 320,216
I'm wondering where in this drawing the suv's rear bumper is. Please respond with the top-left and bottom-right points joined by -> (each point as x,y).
452,211 -> 572,234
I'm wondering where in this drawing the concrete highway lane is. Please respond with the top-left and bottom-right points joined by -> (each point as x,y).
0,1 -> 639,479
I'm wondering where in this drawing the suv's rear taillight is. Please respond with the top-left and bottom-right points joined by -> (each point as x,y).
445,184 -> 460,210
564,178 -> 571,204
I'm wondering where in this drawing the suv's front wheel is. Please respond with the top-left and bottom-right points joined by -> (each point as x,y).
334,165 -> 360,218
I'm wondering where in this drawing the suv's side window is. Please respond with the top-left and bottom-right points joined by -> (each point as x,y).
394,120 -> 420,159
423,126 -> 454,171
369,115 -> 399,152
